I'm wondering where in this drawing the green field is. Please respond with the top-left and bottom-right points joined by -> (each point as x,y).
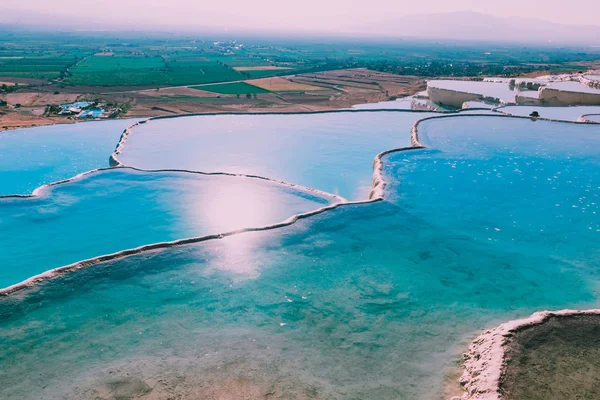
0,56 -> 78,79
72,55 -> 165,71
66,55 -> 164,85
163,60 -> 244,86
66,55 -> 245,86
159,95 -> 272,105
191,81 -> 270,94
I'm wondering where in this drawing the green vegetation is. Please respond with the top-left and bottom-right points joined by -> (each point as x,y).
74,55 -> 165,71
1,28 -> 599,86
66,55 -> 245,86
191,81 -> 269,94
0,56 -> 78,79
1,83 -> 20,93
44,104 -> 62,115
160,58 -> 243,86
158,95 -> 271,105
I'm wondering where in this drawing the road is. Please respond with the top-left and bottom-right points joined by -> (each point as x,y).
100,79 -> 252,95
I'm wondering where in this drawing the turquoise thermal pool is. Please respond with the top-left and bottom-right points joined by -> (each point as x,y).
389,115 -> 600,260
1,111 -> 599,399
117,111 -> 434,200
0,120 -> 139,196
0,168 -> 338,289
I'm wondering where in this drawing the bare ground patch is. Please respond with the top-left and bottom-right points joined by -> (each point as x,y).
0,110 -> 74,130
3,92 -> 81,107
141,87 -> 222,98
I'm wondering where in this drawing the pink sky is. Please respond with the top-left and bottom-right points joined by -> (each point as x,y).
0,0 -> 600,40
4,0 -> 600,34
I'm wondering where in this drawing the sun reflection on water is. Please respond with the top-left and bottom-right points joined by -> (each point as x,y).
186,179 -> 285,277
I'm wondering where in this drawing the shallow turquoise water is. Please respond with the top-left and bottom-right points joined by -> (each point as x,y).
0,168 -> 335,288
119,111 -> 434,199
351,97 -> 413,109
0,120 -> 139,196
1,114 -> 599,399
387,115 -> 600,280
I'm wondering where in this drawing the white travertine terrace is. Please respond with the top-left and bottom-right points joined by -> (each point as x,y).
581,72 -> 600,89
411,97 -> 441,111
541,81 -> 600,106
427,80 -> 517,108
428,71 -> 600,109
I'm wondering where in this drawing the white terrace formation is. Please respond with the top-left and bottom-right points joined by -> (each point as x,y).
426,71 -> 600,109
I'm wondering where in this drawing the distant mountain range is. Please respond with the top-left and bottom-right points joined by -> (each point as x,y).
359,11 -> 600,44
2,9 -> 600,45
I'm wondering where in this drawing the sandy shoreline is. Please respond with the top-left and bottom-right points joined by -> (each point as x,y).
0,111 -> 79,131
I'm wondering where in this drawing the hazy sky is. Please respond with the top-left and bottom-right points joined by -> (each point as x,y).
5,0 -> 600,32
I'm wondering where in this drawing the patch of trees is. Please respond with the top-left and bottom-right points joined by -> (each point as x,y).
45,104 -> 62,115
0,83 -> 19,93
364,60 -> 558,78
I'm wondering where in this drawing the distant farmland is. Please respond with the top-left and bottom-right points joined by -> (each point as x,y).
233,66 -> 292,71
192,82 -> 270,94
2,31 -> 597,90
233,66 -> 294,78
67,55 -> 245,86
0,56 -> 78,80
248,77 -> 323,92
